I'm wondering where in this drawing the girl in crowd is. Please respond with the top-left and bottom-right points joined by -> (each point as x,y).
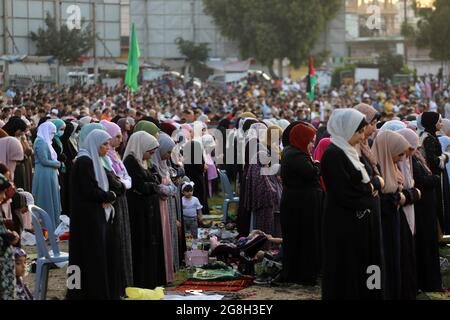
372,130 -> 411,299
117,118 -> 132,156
0,174 -> 19,300
59,121 -> 79,216
124,131 -> 166,288
152,133 -> 178,283
101,120 -> 134,298
133,120 -> 161,138
280,122 -> 322,286
353,103 -> 385,297
321,109 -> 381,300
68,129 -> 117,300
420,112 -> 450,235
51,119 -> 67,214
406,128 -> 443,293
32,122 -> 61,228
3,116 -> 33,192
396,128 -> 422,300
244,124 -> 282,236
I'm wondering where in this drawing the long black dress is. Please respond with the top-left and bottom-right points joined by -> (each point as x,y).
321,144 -> 379,299
183,140 -> 209,215
123,155 -> 166,289
422,132 -> 450,234
67,156 -> 116,300
60,122 -> 78,216
379,191 -> 402,300
52,139 -> 67,215
412,156 -> 443,292
360,153 -> 385,300
280,145 -> 323,285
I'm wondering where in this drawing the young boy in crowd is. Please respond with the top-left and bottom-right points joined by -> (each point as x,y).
181,182 -> 203,239
14,247 -> 33,300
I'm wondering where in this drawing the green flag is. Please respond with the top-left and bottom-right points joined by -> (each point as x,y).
125,24 -> 141,92
307,55 -> 316,101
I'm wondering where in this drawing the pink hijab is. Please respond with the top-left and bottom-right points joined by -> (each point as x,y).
0,137 -> 24,179
397,128 -> 418,234
100,120 -> 125,175
313,138 -> 332,162
372,131 -> 410,194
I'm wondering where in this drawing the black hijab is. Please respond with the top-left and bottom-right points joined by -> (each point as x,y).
421,112 -> 440,136
2,116 -> 27,136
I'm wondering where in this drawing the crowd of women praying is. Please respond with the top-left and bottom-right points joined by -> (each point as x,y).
0,92 -> 450,300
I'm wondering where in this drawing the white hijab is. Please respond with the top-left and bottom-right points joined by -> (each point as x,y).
123,131 -> 159,170
37,121 -> 58,161
77,129 -> 113,221
327,109 -> 371,183
77,129 -> 112,192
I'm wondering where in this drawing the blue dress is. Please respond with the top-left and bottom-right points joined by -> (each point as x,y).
32,138 -> 62,228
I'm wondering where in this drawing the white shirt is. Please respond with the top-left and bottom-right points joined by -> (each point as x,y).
182,196 -> 203,218
429,100 -> 438,113
445,103 -> 450,119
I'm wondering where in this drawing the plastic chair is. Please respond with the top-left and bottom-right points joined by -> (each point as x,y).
217,169 -> 239,223
29,205 -> 69,300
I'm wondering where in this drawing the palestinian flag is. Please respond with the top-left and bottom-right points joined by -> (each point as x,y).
307,55 -> 316,101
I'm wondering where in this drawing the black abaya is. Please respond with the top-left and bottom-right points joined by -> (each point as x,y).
380,192 -> 401,300
60,122 -> 78,216
67,156 -> 116,300
412,156 -> 443,292
422,133 -> 450,234
321,144 -> 380,299
280,145 -> 323,286
124,155 -> 166,288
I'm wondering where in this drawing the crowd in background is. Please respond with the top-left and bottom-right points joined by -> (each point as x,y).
0,73 -> 449,300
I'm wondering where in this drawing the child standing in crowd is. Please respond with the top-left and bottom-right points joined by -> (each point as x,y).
182,182 -> 203,239
14,247 -> 32,300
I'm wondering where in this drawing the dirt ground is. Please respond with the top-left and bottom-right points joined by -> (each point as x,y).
23,242 -> 449,301
23,242 -> 320,300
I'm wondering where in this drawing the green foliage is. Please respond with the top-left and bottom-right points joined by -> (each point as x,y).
331,64 -> 356,87
378,52 -> 404,79
30,13 -> 95,64
415,0 -> 450,61
175,38 -> 210,69
203,0 -> 341,69
400,65 -> 414,75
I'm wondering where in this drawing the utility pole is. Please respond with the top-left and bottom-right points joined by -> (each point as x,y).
404,0 -> 408,66
93,2 -> 98,84
55,0 -> 61,85
3,0 -> 8,88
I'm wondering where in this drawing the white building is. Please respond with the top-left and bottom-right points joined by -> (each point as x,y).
130,0 -> 347,66
0,0 -> 121,57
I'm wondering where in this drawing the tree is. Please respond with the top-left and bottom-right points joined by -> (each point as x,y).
203,0 -> 341,78
415,0 -> 450,61
378,52 -> 404,80
175,38 -> 210,78
30,13 -> 95,64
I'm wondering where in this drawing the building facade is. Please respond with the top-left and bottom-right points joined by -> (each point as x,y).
0,0 -> 121,58
130,0 -> 347,67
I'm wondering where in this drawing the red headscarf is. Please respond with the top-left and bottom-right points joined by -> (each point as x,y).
289,123 -> 316,154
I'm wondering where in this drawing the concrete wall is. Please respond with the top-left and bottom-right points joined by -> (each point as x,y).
0,0 -> 121,58
130,0 -> 347,64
